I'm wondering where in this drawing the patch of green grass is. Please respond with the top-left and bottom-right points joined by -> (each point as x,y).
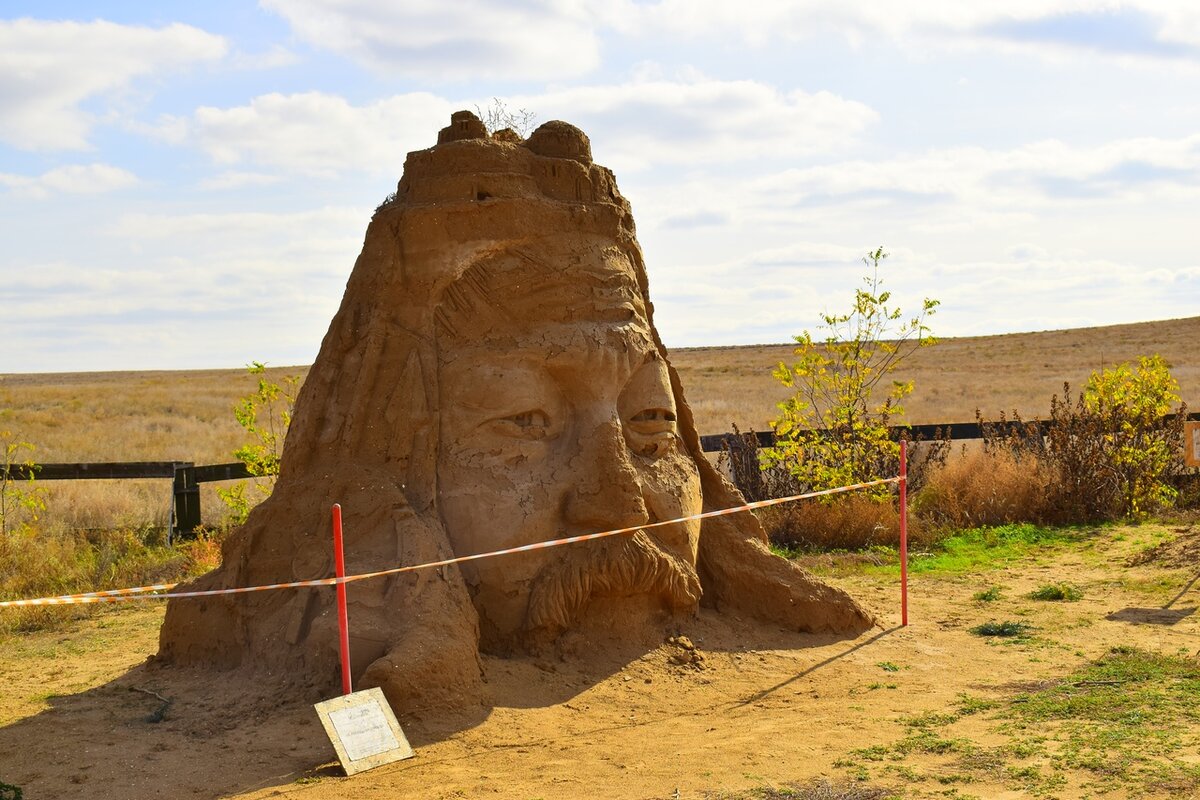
1028,583 -> 1082,601
1118,574 -> 1180,600
970,621 -> 1034,638
972,586 -> 1003,602
875,661 -> 903,672
1001,646 -> 1200,794
917,524 -> 1080,573
858,524 -> 1081,577
955,694 -> 999,716
903,712 -> 959,729
770,542 -> 806,560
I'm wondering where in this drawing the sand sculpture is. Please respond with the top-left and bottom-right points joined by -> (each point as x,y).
157,111 -> 874,712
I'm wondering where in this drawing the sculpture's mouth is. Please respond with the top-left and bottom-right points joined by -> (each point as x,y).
523,528 -> 702,638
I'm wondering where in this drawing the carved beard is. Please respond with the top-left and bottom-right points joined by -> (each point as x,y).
523,529 -> 702,641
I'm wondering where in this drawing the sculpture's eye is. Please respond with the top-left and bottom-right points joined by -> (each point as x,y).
489,410 -> 551,440
626,408 -> 677,457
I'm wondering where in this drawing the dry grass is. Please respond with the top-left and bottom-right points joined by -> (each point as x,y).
0,366 -> 306,464
760,493 -> 934,552
915,448 -> 1050,530
0,528 -> 220,635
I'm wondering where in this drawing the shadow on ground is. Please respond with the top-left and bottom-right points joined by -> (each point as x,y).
0,609 -> 862,799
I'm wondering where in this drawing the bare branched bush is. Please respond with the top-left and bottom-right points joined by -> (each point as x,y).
718,425 -> 799,503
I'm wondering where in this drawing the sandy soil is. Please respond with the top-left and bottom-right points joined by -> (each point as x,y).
2,524 -> 1198,800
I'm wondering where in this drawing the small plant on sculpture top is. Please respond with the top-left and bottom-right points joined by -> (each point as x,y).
761,247 -> 939,498
474,97 -> 537,137
217,362 -> 299,526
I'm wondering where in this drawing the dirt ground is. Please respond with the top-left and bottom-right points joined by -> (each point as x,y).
1,523 -> 1198,800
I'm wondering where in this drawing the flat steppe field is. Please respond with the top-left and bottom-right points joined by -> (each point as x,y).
2,315 -> 1197,465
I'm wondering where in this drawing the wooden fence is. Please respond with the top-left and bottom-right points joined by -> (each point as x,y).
0,460 -> 252,542
4,413 -> 1197,540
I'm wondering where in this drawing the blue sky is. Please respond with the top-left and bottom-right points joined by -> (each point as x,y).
2,1 -> 1198,373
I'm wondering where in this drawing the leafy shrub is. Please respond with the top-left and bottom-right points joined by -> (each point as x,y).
761,248 -> 938,498
0,430 -> 46,538
979,356 -> 1186,523
1084,355 -> 1184,515
217,362 -> 299,525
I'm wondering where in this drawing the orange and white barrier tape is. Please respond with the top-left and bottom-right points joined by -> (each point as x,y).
0,477 -> 900,609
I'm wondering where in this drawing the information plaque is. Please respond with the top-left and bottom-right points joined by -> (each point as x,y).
314,687 -> 414,775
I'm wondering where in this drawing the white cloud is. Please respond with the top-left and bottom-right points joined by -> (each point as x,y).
0,18 -> 227,151
108,207 -> 367,251
163,91 -> 453,177
198,171 -> 282,190
651,239 -> 1200,348
601,1 -> 1200,62
260,0 -> 601,80
159,77 -> 874,178
229,44 -> 300,70
515,76 -> 878,171
260,0 -> 1200,77
739,134 -> 1200,213
3,206 -> 373,371
0,163 -> 138,198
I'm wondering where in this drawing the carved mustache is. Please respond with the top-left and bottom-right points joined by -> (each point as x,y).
524,528 -> 701,638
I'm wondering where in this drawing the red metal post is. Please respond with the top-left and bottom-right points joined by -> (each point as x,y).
899,439 -> 909,627
332,503 -> 352,695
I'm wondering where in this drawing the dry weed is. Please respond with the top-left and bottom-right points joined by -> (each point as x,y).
0,524 -> 234,635
758,494 -> 933,552
915,449 -> 1048,530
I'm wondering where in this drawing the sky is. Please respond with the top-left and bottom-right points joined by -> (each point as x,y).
2,1 -> 1198,374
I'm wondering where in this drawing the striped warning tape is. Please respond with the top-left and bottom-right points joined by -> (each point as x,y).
0,476 -> 900,609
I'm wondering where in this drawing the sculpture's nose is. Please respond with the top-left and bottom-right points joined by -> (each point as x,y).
563,418 -> 649,531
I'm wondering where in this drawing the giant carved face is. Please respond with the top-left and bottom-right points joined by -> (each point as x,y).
435,237 -> 703,651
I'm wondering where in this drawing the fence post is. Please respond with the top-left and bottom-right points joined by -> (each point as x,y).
171,463 -> 200,542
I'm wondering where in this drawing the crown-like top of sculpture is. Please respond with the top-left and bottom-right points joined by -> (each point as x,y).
435,110 -> 592,164
385,111 -> 617,212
